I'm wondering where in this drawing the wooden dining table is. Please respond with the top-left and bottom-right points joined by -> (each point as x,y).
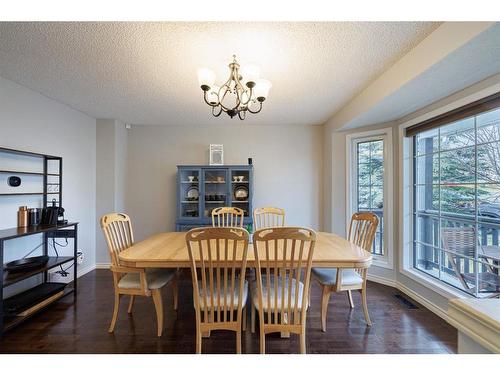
119,231 -> 372,269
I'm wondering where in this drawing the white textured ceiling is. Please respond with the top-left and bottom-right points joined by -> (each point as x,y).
0,22 -> 440,126
345,23 -> 500,129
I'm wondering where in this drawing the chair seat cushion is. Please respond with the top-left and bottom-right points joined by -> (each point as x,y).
312,268 -> 363,286
118,268 -> 176,290
250,276 -> 305,311
197,279 -> 248,309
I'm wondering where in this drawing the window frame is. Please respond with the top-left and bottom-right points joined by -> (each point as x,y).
399,86 -> 500,300
346,127 -> 394,269
411,111 -> 500,296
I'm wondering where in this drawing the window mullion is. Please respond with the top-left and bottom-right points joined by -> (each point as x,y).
438,128 -> 442,282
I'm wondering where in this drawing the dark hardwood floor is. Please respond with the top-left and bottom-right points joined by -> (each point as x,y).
0,269 -> 457,354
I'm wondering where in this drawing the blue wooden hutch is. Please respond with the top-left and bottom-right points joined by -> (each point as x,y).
176,165 -> 254,231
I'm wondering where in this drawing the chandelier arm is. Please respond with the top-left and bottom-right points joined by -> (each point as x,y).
237,109 -> 246,120
218,81 -> 240,112
246,101 -> 263,114
232,67 -> 249,109
239,87 -> 254,107
212,105 -> 224,117
203,91 -> 220,107
219,80 -> 232,103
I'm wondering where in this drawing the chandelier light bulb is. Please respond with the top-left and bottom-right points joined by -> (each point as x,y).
240,64 -> 260,87
254,79 -> 272,101
197,68 -> 216,90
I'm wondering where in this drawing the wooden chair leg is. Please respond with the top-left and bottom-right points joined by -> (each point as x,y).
251,305 -> 256,333
152,289 -> 164,337
320,285 -> 331,332
347,290 -> 354,309
127,295 -> 135,314
109,293 -> 121,333
236,330 -> 242,354
360,286 -> 372,326
259,327 -> 266,354
172,278 -> 178,311
300,326 -> 306,354
196,325 -> 202,354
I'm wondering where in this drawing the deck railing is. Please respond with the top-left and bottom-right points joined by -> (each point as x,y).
415,210 -> 500,295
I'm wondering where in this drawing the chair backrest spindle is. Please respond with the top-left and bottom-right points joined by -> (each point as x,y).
100,213 -> 134,266
212,207 -> 245,228
253,207 -> 285,230
348,212 -> 379,252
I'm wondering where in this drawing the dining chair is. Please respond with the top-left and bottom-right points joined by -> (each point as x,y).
312,212 -> 378,331
100,213 -> 179,337
211,206 -> 244,228
253,207 -> 285,230
251,206 -> 286,334
251,227 -> 316,354
185,226 -> 250,354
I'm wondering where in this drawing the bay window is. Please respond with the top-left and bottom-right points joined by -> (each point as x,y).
411,102 -> 500,297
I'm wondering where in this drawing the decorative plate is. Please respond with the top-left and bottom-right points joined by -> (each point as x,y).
234,185 -> 249,201
186,186 -> 199,200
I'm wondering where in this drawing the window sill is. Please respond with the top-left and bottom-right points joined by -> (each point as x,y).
400,267 -> 471,300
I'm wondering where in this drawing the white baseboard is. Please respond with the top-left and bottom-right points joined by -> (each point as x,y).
95,262 -> 110,269
367,273 -> 397,288
395,281 -> 452,324
367,272 -> 452,325
77,264 -> 96,278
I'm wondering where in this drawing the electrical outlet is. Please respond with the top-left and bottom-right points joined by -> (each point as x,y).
77,251 -> 84,264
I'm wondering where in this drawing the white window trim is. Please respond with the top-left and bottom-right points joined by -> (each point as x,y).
397,81 -> 500,299
398,125 -> 470,299
346,127 -> 393,269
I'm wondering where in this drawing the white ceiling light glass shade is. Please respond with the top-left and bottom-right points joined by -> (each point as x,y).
240,64 -> 260,87
198,55 -> 271,120
197,68 -> 216,89
254,79 -> 272,101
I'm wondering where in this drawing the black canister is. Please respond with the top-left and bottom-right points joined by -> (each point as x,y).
28,208 -> 41,226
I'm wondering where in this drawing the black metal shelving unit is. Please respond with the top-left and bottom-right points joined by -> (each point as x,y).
0,146 -> 78,337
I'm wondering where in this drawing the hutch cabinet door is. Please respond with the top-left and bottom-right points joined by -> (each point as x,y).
202,168 -> 229,219
229,167 -> 253,219
178,167 -> 202,221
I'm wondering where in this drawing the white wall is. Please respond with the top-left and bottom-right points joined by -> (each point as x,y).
0,77 -> 96,296
125,124 -> 323,242
95,119 -> 128,264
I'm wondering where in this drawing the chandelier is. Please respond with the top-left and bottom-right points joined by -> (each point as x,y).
197,55 -> 272,120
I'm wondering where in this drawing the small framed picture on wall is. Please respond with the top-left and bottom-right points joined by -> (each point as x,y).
209,144 -> 224,165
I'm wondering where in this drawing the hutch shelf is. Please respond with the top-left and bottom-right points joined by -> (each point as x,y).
176,165 -> 253,231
